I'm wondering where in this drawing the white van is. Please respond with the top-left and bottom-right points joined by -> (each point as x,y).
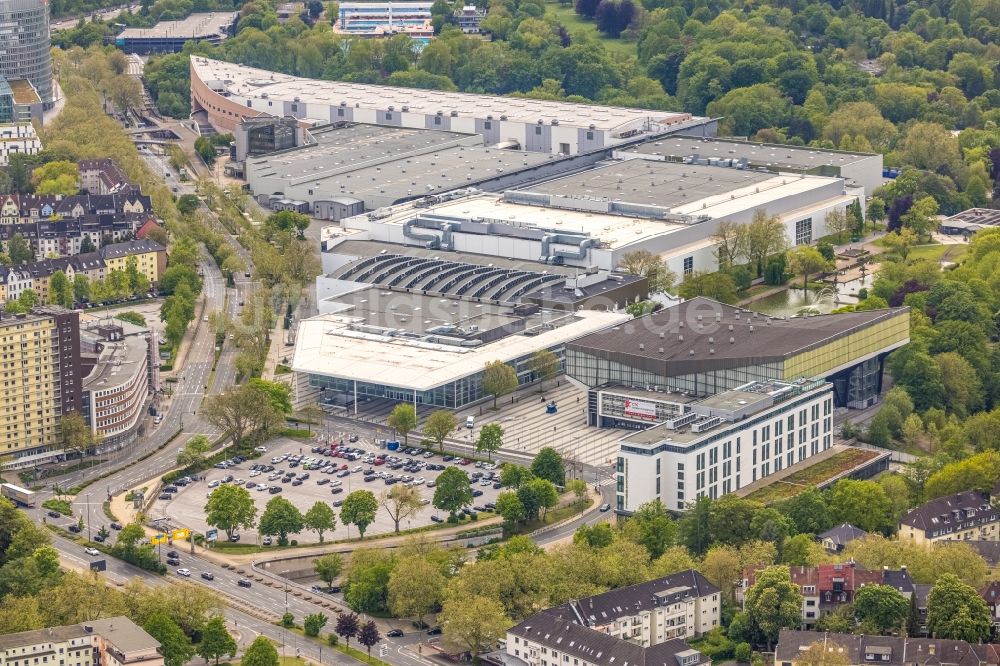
466,416 -> 474,429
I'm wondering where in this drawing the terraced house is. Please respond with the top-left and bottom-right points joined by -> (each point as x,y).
0,191 -> 153,261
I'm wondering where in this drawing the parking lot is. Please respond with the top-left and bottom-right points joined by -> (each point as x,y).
156,436 -> 506,544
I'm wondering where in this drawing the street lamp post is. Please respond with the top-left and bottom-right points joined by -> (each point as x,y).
86,493 -> 92,541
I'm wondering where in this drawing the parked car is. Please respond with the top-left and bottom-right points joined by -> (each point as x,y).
229,534 -> 241,542
426,627 -> 442,636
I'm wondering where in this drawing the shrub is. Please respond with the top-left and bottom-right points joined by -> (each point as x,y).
281,613 -> 295,628
735,643 -> 752,664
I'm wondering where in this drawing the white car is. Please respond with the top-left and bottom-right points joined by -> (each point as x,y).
256,484 -> 269,492
271,457 -> 282,464
255,446 -> 267,453
176,568 -> 191,577
234,479 -> 244,486
249,470 -> 261,477
352,465 -> 363,473
207,480 -> 220,488
85,547 -> 100,556
330,480 -> 343,487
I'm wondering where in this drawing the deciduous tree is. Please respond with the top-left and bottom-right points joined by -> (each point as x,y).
482,361 -> 519,409
424,410 -> 456,453
197,616 -> 237,665
530,447 -> 565,485
381,485 -> 423,534
744,566 -> 803,650
314,553 -> 343,587
926,573 -> 991,642
204,485 -> 257,541
433,467 -> 473,518
258,496 -> 304,545
476,423 -> 504,462
241,636 -> 279,666
854,584 -> 909,634
304,501 -> 337,543
341,490 -> 378,539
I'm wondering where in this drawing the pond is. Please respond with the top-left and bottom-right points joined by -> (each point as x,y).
747,275 -> 874,317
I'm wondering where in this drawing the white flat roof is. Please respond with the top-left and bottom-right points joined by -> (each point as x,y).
360,193 -> 687,249
192,57 -> 693,131
119,12 -> 237,39
291,307 -> 628,391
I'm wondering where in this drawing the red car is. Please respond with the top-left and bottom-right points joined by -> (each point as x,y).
339,464 -> 348,470
373,458 -> 386,466
459,458 -> 472,465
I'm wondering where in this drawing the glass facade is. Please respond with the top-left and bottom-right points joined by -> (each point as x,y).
0,0 -> 52,105
309,347 -> 565,409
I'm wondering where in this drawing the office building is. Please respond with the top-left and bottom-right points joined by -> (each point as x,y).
615,378 -> 833,512
0,124 -> 41,166
0,307 -> 82,461
290,285 -> 629,410
334,2 -> 434,38
0,77 -> 42,124
506,571 -> 717,666
113,13 -> 238,55
0,617 -> 163,666
191,56 -> 708,144
80,318 -> 157,450
0,0 -> 52,106
774,630 -> 1000,666
898,490 -> 1000,546
233,116 -> 301,162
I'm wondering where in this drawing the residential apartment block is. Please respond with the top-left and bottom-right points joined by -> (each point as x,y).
616,378 -> 834,512
0,190 -> 153,261
506,571 -> 718,666
774,630 -> 1000,666
0,617 -> 163,666
78,159 -> 134,195
898,490 -> 1000,546
0,307 -> 82,458
0,238 -> 167,305
739,563 -> 915,627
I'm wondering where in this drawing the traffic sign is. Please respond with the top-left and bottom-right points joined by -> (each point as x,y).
206,529 -> 218,542
171,528 -> 190,541
151,533 -> 168,545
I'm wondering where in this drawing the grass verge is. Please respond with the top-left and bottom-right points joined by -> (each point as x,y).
42,498 -> 73,515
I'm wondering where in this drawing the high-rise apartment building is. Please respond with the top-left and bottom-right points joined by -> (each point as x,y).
0,0 -> 52,106
0,307 -> 82,458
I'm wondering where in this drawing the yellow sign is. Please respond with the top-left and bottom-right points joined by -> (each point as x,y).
150,533 -> 168,545
171,528 -> 190,541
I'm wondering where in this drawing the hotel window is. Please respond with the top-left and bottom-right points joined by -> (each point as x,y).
795,218 -> 812,245
338,108 -> 345,117
586,131 -> 594,140
683,256 -> 693,275
484,121 -> 492,130
434,116 -> 441,125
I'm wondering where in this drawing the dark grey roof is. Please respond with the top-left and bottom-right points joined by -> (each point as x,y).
881,568 -> 915,596
567,297 -> 909,376
775,630 -> 999,666
552,570 -> 719,628
914,583 -> 932,610
509,611 -> 707,666
967,540 -> 1000,566
98,238 -> 165,259
898,490 -> 997,536
0,625 -> 90,651
817,523 -> 868,548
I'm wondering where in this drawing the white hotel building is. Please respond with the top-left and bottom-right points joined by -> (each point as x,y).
616,378 -> 833,512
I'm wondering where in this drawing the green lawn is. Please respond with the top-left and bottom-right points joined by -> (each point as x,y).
546,3 -> 637,58
906,243 -> 968,263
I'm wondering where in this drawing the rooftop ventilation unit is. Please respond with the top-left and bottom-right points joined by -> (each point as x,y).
691,416 -> 723,433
